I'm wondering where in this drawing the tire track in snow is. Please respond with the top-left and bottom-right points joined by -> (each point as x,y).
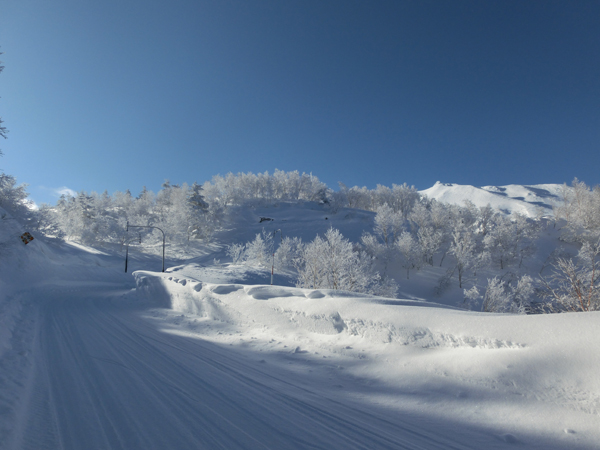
10,288 -> 478,450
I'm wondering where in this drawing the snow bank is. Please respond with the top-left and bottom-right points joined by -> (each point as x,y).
133,269 -> 599,354
134,269 -> 600,445
0,207 -> 40,358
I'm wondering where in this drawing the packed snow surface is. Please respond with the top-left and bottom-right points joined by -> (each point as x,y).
1,188 -> 599,450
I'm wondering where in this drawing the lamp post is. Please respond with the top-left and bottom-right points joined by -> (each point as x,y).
126,221 -> 166,272
271,229 -> 282,285
124,233 -> 141,273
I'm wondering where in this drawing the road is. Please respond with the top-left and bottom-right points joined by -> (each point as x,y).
7,286 -> 473,450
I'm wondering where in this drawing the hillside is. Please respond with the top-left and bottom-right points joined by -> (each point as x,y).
420,181 -> 564,217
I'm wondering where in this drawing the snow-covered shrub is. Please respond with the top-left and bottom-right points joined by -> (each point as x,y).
226,243 -> 246,265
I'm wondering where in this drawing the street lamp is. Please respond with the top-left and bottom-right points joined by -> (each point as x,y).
126,221 -> 166,272
124,233 -> 141,273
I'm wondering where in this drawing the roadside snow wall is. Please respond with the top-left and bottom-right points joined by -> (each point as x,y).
0,207 -> 38,358
133,270 -> 535,350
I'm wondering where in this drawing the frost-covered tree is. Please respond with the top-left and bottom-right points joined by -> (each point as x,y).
512,275 -> 534,313
481,277 -> 507,313
226,243 -> 246,265
461,285 -> 481,310
395,231 -> 421,279
482,275 -> 534,314
201,170 -> 330,208
449,226 -> 477,288
374,204 -> 404,245
417,226 -> 444,266
390,183 -> 420,219
274,236 -> 302,270
188,182 -> 209,211
555,179 -> 600,243
0,173 -> 30,219
485,213 -> 538,270
296,227 -> 379,293
187,183 -> 215,242
295,234 -> 326,289
541,238 -> 600,312
484,214 -> 516,270
360,232 -> 388,266
243,229 -> 273,268
477,204 -> 496,236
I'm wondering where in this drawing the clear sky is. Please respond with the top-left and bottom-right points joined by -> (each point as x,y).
1,0 -> 599,205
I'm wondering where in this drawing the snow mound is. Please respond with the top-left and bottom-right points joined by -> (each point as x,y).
421,182 -> 564,217
134,271 -> 530,350
129,264 -> 600,446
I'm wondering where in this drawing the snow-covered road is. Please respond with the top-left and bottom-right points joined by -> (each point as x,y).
8,286 -> 474,450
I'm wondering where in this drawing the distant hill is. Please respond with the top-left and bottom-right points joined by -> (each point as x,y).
420,181 -> 565,217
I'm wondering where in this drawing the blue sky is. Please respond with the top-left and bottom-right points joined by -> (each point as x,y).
1,0 -> 599,205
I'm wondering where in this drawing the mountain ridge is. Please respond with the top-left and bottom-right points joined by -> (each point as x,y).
420,181 -> 564,217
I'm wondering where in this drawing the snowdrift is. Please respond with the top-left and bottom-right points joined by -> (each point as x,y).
132,268 -> 600,445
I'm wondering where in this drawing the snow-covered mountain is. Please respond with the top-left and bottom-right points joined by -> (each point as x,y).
420,181 -> 564,217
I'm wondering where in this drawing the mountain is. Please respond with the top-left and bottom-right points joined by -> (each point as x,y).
420,181 -> 565,217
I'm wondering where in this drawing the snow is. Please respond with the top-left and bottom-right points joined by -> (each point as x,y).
133,269 -> 600,447
421,182 -> 564,217
1,186 -> 600,449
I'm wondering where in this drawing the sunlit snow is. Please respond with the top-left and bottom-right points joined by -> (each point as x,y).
0,182 -> 598,450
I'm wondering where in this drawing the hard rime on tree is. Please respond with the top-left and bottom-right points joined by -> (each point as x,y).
554,179 -> 600,243
0,174 -> 30,219
541,239 -> 600,312
449,227 -> 476,289
202,170 -> 330,208
395,231 -> 421,279
40,171 -> 332,247
295,227 -> 384,294
482,275 -> 533,314
360,192 -> 544,291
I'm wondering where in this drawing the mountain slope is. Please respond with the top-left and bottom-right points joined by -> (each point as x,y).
420,181 -> 564,217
